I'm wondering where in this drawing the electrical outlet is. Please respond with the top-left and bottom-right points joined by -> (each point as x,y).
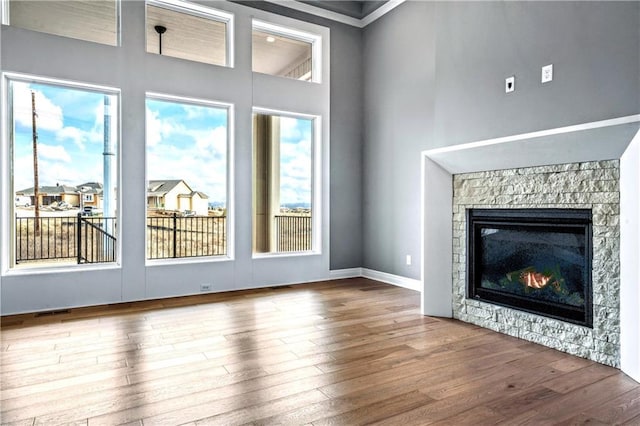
200,283 -> 212,292
542,64 -> 553,83
406,255 -> 412,266
505,76 -> 515,93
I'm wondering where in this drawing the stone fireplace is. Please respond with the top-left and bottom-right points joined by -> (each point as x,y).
453,161 -> 617,366
420,115 -> 640,379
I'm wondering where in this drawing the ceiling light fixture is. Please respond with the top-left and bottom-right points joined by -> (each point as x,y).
266,36 -> 276,43
154,25 -> 167,54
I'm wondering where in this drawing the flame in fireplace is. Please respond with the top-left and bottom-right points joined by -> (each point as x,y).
519,270 -> 552,289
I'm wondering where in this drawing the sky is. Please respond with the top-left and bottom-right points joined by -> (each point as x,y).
146,98 -> 228,205
11,80 -> 312,208
279,116 -> 312,207
12,81 -> 114,193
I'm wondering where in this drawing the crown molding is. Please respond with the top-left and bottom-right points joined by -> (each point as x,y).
262,0 -> 406,28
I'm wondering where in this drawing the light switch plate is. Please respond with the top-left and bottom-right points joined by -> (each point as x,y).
542,64 -> 553,83
505,76 -> 515,93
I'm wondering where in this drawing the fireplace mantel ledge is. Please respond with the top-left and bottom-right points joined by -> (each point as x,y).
420,114 -> 640,381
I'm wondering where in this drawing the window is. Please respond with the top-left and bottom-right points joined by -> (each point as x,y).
252,20 -> 321,82
82,194 -> 94,202
253,112 -> 316,254
146,94 -> 230,260
5,0 -> 119,46
146,0 -> 232,67
5,75 -> 119,268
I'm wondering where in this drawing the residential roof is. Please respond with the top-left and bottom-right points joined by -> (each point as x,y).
178,191 -> 209,199
16,185 -> 78,195
78,182 -> 103,194
148,180 -> 191,196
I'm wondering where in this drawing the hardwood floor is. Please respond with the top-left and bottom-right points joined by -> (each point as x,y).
2,278 -> 640,425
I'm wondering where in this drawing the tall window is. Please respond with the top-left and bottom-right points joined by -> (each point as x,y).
146,95 -> 230,260
253,112 -> 315,254
6,75 -> 119,268
252,20 -> 321,82
146,0 -> 233,67
5,0 -> 119,46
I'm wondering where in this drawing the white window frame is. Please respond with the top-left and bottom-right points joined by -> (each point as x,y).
146,0 -> 234,68
1,72 -> 122,274
252,19 -> 323,83
145,92 -> 234,265
252,107 -> 322,258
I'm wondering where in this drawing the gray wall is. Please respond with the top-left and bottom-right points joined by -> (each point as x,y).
362,1 -> 640,279
362,1 -> 436,278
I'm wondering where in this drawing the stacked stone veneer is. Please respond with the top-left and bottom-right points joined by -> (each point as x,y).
452,160 -> 620,367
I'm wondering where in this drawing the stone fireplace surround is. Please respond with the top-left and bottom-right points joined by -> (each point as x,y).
453,161 -> 618,366
420,115 -> 640,380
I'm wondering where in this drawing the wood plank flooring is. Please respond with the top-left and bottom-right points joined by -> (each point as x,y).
2,278 -> 640,425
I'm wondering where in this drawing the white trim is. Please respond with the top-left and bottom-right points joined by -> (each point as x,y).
1,0 -> 9,26
360,0 -> 406,27
328,267 -> 362,279
263,0 -> 405,28
620,128 -> 640,383
263,0 -> 361,27
426,114 -> 640,157
362,268 -> 421,292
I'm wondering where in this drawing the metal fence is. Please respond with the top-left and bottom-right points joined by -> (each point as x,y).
16,214 -> 117,264
147,214 -> 227,259
275,215 -> 312,252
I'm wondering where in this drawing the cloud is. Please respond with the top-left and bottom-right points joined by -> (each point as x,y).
56,126 -> 87,151
280,116 -> 302,140
38,144 -> 72,163
193,126 -> 227,155
12,82 -> 64,132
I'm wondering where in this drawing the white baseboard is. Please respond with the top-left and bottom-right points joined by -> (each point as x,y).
329,267 -> 422,292
362,268 -> 422,292
328,268 -> 363,279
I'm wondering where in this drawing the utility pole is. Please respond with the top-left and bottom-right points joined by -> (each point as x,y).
31,91 -> 40,235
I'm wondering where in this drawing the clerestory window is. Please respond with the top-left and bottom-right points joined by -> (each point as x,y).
4,0 -> 120,46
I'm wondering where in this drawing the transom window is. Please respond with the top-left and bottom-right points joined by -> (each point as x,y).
4,0 -> 119,46
252,20 -> 321,82
146,0 -> 233,67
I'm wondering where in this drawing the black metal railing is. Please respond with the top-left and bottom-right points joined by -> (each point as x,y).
78,214 -> 117,264
275,215 -> 312,252
15,214 -> 117,264
147,214 -> 227,259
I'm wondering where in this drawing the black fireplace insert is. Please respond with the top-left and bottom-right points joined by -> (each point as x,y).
467,208 -> 592,327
